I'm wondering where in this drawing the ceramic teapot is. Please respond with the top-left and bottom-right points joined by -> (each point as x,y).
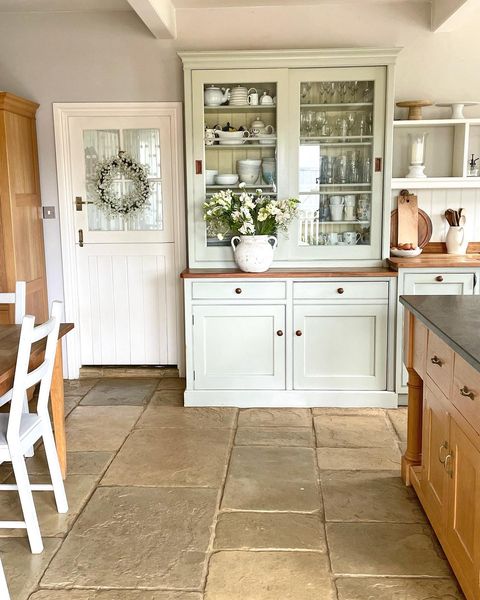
249,117 -> 266,136
204,85 -> 230,107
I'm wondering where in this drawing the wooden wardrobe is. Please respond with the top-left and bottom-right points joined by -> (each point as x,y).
0,92 -> 48,324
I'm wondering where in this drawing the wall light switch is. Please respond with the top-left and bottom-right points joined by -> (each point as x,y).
42,206 -> 56,219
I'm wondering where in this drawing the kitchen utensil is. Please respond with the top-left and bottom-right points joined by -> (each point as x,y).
205,169 -> 218,185
215,174 -> 239,186
396,100 -> 433,120
229,85 -> 249,106
356,195 -> 370,221
446,226 -> 468,255
390,208 -> 432,248
237,159 -> 262,184
397,191 -> 419,247
258,132 -> 276,145
436,102 -> 480,119
204,85 -> 230,107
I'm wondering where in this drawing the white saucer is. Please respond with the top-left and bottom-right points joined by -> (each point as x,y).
436,102 -> 479,119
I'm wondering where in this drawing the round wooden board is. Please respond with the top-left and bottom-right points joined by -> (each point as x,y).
390,208 -> 433,249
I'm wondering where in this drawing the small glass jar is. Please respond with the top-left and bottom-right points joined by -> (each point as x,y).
406,132 -> 428,178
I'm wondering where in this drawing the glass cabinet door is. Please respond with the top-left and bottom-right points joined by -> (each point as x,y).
190,68 -> 290,265
287,67 -> 386,261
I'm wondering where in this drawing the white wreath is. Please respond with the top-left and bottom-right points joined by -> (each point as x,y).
94,151 -> 152,216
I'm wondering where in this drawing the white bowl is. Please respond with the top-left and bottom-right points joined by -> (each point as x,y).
237,159 -> 262,167
238,171 -> 261,185
205,170 -> 218,185
215,174 -> 239,186
390,247 -> 423,257
216,130 -> 248,139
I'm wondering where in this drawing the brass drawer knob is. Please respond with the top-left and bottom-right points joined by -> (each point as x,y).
430,355 -> 443,366
436,275 -> 444,282
337,287 -> 344,294
276,330 -> 284,337
460,385 -> 475,400
235,288 -> 242,294
295,330 -> 303,336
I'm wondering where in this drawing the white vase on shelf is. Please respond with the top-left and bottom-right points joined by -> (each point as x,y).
231,235 -> 277,272
445,225 -> 468,255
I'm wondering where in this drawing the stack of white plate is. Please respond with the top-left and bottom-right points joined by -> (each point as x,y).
229,86 -> 248,106
237,159 -> 262,184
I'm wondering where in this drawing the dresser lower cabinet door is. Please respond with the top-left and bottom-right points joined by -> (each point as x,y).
293,304 -> 387,390
445,418 -> 480,597
421,383 -> 450,531
192,304 -> 286,390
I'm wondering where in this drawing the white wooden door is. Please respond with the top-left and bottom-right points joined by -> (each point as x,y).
69,114 -> 180,365
192,304 -> 286,390
294,303 -> 387,390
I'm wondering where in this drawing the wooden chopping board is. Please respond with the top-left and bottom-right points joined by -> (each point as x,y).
397,191 -> 418,247
390,208 -> 433,249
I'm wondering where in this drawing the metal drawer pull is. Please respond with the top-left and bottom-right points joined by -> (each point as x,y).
444,452 -> 454,477
460,385 -> 475,400
276,330 -> 283,337
436,275 -> 444,282
337,287 -> 344,294
295,330 -> 302,337
430,355 -> 443,366
438,441 -> 448,464
235,288 -> 242,294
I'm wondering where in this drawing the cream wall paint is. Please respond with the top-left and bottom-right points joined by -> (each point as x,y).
0,4 -> 480,303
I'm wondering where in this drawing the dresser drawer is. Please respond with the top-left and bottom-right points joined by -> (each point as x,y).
412,318 -> 428,379
192,281 -> 286,300
426,332 -> 454,398
452,354 -> 480,434
403,272 -> 475,295
294,281 -> 388,300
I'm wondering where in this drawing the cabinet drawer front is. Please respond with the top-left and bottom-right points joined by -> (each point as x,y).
404,272 -> 475,295
294,281 -> 388,300
412,318 -> 428,379
426,332 -> 454,398
452,355 -> 480,435
192,281 -> 286,300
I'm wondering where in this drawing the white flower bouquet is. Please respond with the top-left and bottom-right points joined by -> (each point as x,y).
203,183 -> 298,239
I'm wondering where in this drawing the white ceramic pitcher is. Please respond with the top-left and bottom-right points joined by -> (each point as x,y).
446,226 -> 468,255
231,235 -> 277,272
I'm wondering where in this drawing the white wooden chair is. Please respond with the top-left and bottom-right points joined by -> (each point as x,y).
0,281 -> 26,324
0,301 -> 68,554
0,559 -> 10,600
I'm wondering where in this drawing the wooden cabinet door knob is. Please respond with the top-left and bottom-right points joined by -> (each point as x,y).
436,275 -> 444,282
235,288 -> 242,294
295,330 -> 303,336
276,330 -> 284,337
337,287 -> 344,294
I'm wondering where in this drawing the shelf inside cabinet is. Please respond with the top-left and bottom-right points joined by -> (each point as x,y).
300,102 -> 373,109
205,144 -> 277,150
206,184 -> 276,190
300,189 -> 372,195
391,177 -> 480,189
204,105 -> 276,113
300,139 -> 372,147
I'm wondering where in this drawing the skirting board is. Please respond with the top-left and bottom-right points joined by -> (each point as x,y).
184,390 -> 398,408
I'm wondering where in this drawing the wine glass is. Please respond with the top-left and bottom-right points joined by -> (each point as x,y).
338,82 -> 348,104
315,111 -> 326,136
363,82 -> 372,103
349,81 -> 359,103
346,112 -> 356,136
304,111 -> 315,136
327,82 -> 336,103
300,82 -> 311,104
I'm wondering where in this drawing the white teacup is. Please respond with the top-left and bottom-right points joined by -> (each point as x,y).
329,195 -> 344,206
327,232 -> 339,245
248,92 -> 259,106
344,206 -> 355,221
329,205 -> 344,221
343,231 -> 362,245
344,195 -> 356,206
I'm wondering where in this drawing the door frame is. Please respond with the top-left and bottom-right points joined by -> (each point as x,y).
53,102 -> 186,379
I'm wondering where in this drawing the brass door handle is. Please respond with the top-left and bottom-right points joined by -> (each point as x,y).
78,229 -> 84,248
75,196 -> 93,211
430,355 -> 443,366
460,385 -> 475,400
444,453 -> 454,477
438,441 -> 448,464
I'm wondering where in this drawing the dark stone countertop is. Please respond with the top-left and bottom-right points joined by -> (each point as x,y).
400,295 -> 480,373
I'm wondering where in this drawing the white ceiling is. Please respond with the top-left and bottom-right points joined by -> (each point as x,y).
0,0 -> 429,11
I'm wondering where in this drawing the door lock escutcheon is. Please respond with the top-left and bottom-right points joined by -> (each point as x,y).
78,229 -> 84,247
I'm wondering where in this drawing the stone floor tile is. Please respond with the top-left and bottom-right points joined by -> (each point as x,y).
80,378 -> 157,406
66,406 -> 143,451
222,446 -> 320,511
314,414 -> 396,448
327,522 -> 452,576
31,593 -> 202,600
100,367 -> 165,378
388,407 -> 408,442
136,406 -> 236,429
157,367 -> 180,378
214,512 -> 326,551
149,390 -> 185,407
335,576 -> 465,599
235,426 -> 314,447
204,551 -> 335,600
313,407 -> 386,416
64,396 -> 82,417
27,447 -> 113,475
317,446 -> 401,470
1,537 -> 61,600
41,486 -> 216,590
238,408 -> 312,427
102,427 -> 231,487
0,474 -> 97,537
321,470 -> 426,523
157,377 -> 186,390
63,378 -> 98,397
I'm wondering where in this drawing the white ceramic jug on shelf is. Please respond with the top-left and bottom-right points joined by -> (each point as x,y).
231,235 -> 277,272
445,225 -> 468,255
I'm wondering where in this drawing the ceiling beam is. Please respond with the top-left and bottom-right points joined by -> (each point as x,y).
126,0 -> 176,39
431,0 -> 479,32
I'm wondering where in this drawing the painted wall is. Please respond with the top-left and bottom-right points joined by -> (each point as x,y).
0,3 -> 480,302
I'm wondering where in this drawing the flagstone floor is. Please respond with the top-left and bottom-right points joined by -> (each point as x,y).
0,372 -> 465,599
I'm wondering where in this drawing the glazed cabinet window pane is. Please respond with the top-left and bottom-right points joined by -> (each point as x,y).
298,80 -> 374,248
203,81 -> 277,246
83,128 -> 163,232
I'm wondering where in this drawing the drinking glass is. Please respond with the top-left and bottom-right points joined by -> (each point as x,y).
315,111 -> 326,135
362,81 -> 372,102
347,152 -> 360,184
327,82 -> 336,103
362,156 -> 372,184
300,82 -> 311,103
335,117 -> 349,140
357,113 -> 368,137
349,81 -> 359,102
319,82 -> 329,104
346,112 -> 356,135
334,155 -> 348,184
338,82 -> 348,104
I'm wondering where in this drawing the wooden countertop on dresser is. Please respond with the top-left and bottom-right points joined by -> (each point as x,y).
181,267 -> 398,278
387,253 -> 480,270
